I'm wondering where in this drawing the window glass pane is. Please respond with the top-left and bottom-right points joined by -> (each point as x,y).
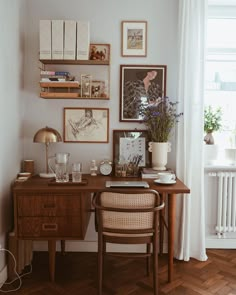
205,17 -> 236,153
207,19 -> 236,49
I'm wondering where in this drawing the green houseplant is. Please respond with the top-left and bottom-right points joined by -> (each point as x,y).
204,105 -> 222,144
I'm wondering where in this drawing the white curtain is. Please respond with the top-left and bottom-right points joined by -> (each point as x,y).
175,0 -> 208,261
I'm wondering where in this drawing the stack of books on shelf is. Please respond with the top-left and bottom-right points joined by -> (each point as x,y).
40,70 -> 75,82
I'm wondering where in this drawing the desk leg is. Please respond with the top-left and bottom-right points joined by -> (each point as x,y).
168,193 -> 176,283
48,240 -> 56,282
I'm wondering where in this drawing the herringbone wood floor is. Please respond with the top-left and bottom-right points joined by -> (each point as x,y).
2,249 -> 236,294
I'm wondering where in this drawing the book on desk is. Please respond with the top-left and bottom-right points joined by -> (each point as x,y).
141,167 -> 175,179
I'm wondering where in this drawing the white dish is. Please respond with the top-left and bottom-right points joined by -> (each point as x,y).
154,179 -> 176,185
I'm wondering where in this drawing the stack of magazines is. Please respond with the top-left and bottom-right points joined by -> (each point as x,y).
141,167 -> 174,178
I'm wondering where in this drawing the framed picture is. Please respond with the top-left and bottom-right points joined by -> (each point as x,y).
89,44 -> 110,61
64,107 -> 109,143
113,130 -> 150,177
121,21 -> 147,57
81,74 -> 92,98
91,80 -> 107,98
120,64 -> 167,122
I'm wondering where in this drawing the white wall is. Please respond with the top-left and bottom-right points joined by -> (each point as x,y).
21,0 -> 179,252
23,0 -> 179,174
0,0 -> 25,271
0,0 -> 179,259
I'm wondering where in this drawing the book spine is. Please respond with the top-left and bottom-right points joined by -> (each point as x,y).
40,71 -> 70,76
55,71 -> 70,76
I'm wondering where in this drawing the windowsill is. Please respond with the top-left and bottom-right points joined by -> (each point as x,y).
205,162 -> 236,170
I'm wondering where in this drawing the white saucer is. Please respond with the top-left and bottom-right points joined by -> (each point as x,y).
154,179 -> 176,185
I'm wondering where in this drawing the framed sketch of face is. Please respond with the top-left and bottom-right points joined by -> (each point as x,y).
120,64 -> 167,122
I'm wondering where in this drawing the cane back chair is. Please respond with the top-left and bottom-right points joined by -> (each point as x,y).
92,189 -> 165,295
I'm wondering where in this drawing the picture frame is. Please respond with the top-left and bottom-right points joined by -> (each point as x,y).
120,64 -> 167,122
113,129 -> 150,177
89,43 -> 110,61
81,74 -> 92,98
64,107 -> 109,143
121,21 -> 147,57
91,80 -> 107,98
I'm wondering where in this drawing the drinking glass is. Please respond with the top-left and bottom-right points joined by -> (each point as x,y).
72,162 -> 82,183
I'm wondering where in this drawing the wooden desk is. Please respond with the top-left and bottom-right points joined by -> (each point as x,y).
13,175 -> 190,282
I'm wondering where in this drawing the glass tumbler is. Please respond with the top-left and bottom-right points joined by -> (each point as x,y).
72,162 -> 82,183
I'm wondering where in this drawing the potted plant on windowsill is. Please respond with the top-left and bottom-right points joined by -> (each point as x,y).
204,105 -> 222,165
204,105 -> 222,145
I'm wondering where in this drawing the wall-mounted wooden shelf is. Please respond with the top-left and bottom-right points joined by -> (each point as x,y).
39,44 -> 110,100
40,59 -> 109,66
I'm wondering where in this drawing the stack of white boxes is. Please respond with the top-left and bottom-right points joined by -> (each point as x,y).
39,20 -> 90,60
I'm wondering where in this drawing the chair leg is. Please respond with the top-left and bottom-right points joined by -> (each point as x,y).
159,193 -> 166,255
146,243 -> 151,276
60,240 -> 65,255
153,235 -> 159,295
98,235 -> 103,295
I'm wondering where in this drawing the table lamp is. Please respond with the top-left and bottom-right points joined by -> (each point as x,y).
33,126 -> 62,178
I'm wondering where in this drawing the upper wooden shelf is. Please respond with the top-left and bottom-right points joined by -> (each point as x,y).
39,59 -> 109,66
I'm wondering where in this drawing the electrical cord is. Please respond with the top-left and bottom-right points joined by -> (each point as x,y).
0,248 -> 32,293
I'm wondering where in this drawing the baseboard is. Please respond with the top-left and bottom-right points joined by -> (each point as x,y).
33,240 -> 168,253
0,265 -> 7,288
206,236 -> 236,248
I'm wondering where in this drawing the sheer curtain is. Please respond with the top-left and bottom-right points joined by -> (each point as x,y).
175,0 -> 208,261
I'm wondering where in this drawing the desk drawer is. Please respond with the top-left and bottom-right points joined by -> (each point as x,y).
18,217 -> 82,238
17,195 -> 82,217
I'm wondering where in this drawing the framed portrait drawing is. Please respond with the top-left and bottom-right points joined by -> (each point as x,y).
64,107 -> 109,143
121,21 -> 147,57
120,64 -> 167,122
113,130 -> 150,176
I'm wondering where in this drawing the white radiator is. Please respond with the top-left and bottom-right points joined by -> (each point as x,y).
209,172 -> 236,238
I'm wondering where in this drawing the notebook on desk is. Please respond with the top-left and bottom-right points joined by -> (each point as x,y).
105,180 -> 149,188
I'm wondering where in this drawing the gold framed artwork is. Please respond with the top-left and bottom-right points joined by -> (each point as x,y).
121,21 -> 147,57
64,107 -> 109,143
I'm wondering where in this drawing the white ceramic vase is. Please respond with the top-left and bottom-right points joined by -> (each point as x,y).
148,142 -> 171,171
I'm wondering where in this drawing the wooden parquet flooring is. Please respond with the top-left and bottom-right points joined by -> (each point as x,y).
2,249 -> 236,294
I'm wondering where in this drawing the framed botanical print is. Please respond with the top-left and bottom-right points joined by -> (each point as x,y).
121,21 -> 147,57
64,107 -> 109,143
120,64 -> 167,122
113,129 -> 150,176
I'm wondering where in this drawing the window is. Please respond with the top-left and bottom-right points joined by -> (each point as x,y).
205,8 -> 236,151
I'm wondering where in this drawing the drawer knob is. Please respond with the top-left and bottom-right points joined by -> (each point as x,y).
43,203 -> 56,209
42,223 -> 58,231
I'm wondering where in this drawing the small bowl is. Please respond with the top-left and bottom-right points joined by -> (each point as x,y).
18,172 -> 31,178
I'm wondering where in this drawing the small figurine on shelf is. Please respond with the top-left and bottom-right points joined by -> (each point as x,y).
90,160 -> 98,176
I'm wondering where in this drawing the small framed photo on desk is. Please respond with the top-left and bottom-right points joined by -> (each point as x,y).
113,129 -> 150,177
